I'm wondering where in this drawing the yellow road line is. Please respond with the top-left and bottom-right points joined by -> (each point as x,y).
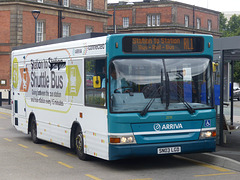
58,161 -> 73,169
0,116 -> 7,119
0,112 -> 11,116
175,155 -> 231,172
66,153 -> 77,157
41,145 -> 56,150
18,144 -> 28,149
194,172 -> 237,177
0,127 -> 5,130
85,174 -> 102,180
36,151 -> 48,157
199,163 -> 231,172
3,138 -> 12,142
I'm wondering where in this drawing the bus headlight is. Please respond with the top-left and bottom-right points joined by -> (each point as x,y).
199,130 -> 216,139
110,135 -> 136,144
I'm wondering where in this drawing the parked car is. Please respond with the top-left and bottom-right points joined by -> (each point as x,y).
233,88 -> 240,100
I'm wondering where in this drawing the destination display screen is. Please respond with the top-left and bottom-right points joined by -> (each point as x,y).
122,36 -> 204,53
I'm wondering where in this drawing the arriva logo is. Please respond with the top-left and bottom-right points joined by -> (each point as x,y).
153,123 -> 161,131
153,123 -> 183,131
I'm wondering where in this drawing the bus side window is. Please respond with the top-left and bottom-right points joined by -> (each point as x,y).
85,59 -> 106,107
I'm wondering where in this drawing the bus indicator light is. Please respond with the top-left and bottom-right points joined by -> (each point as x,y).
110,137 -> 120,144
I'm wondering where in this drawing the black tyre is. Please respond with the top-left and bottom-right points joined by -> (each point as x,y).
75,126 -> 89,160
30,117 -> 40,144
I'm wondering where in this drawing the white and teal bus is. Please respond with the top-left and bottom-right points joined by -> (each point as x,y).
11,33 -> 216,160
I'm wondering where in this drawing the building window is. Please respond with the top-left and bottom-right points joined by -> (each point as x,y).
152,15 -> 155,26
147,15 -> 151,26
156,15 -> 160,26
208,20 -> 212,31
87,0 -> 92,11
184,15 -> 189,27
123,17 -> 129,28
196,18 -> 201,29
147,14 -> 160,27
36,21 -> 44,43
63,24 -> 70,37
0,79 -> 6,86
63,0 -> 69,7
86,26 -> 93,33
37,0 -> 43,3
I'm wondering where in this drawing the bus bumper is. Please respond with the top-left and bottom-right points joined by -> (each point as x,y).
109,139 -> 216,160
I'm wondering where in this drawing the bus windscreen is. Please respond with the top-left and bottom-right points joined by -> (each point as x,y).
122,36 -> 204,53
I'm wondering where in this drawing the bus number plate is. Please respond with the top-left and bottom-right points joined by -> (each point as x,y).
157,146 -> 181,154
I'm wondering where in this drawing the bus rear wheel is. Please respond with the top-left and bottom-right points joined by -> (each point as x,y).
75,126 -> 89,160
30,117 -> 40,144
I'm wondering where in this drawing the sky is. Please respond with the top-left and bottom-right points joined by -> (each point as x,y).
107,0 -> 240,13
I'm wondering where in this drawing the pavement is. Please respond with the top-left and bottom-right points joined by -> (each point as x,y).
0,103 -> 239,172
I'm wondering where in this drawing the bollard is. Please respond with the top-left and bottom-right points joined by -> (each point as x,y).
0,92 -> 2,106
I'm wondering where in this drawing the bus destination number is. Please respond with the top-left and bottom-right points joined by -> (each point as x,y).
122,36 -> 204,53
157,146 -> 181,154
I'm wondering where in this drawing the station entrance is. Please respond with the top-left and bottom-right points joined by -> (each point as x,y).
214,36 -> 240,145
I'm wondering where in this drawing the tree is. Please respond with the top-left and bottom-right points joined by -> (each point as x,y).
220,13 -> 240,37
227,14 -> 240,36
219,13 -> 228,37
219,13 -> 240,83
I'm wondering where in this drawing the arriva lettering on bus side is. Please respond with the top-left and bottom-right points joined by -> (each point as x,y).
11,33 -> 216,161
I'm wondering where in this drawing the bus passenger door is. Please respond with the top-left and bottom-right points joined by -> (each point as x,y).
12,63 -> 28,133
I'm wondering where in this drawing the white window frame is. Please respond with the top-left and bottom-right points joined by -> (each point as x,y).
147,15 -> 151,26
152,15 -> 156,26
123,17 -> 129,28
147,14 -> 160,27
63,24 -> 70,37
63,0 -> 69,7
87,0 -> 92,11
184,15 -> 189,27
156,15 -> 160,26
37,0 -> 43,3
197,18 -> 201,29
36,21 -> 44,43
208,20 -> 212,31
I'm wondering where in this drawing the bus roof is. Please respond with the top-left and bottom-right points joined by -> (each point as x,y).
12,33 -> 107,51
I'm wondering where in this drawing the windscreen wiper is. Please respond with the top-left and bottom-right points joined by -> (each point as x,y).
140,85 -> 162,117
140,98 -> 155,117
174,84 -> 195,114
181,99 -> 195,114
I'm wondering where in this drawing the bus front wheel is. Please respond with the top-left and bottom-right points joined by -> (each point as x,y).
30,117 -> 40,144
75,126 -> 89,160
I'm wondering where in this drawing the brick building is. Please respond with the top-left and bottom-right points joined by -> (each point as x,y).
107,0 -> 221,37
0,0 -> 109,90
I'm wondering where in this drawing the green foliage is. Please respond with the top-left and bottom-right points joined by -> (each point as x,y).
220,13 -> 240,37
86,60 -> 95,74
219,13 -> 227,32
219,13 -> 228,37
234,62 -> 240,83
220,13 -> 240,82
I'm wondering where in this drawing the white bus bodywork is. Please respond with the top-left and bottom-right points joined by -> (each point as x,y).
11,35 -> 109,160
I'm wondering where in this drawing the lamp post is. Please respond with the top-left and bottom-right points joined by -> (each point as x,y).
58,0 -> 63,38
31,10 -> 40,43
